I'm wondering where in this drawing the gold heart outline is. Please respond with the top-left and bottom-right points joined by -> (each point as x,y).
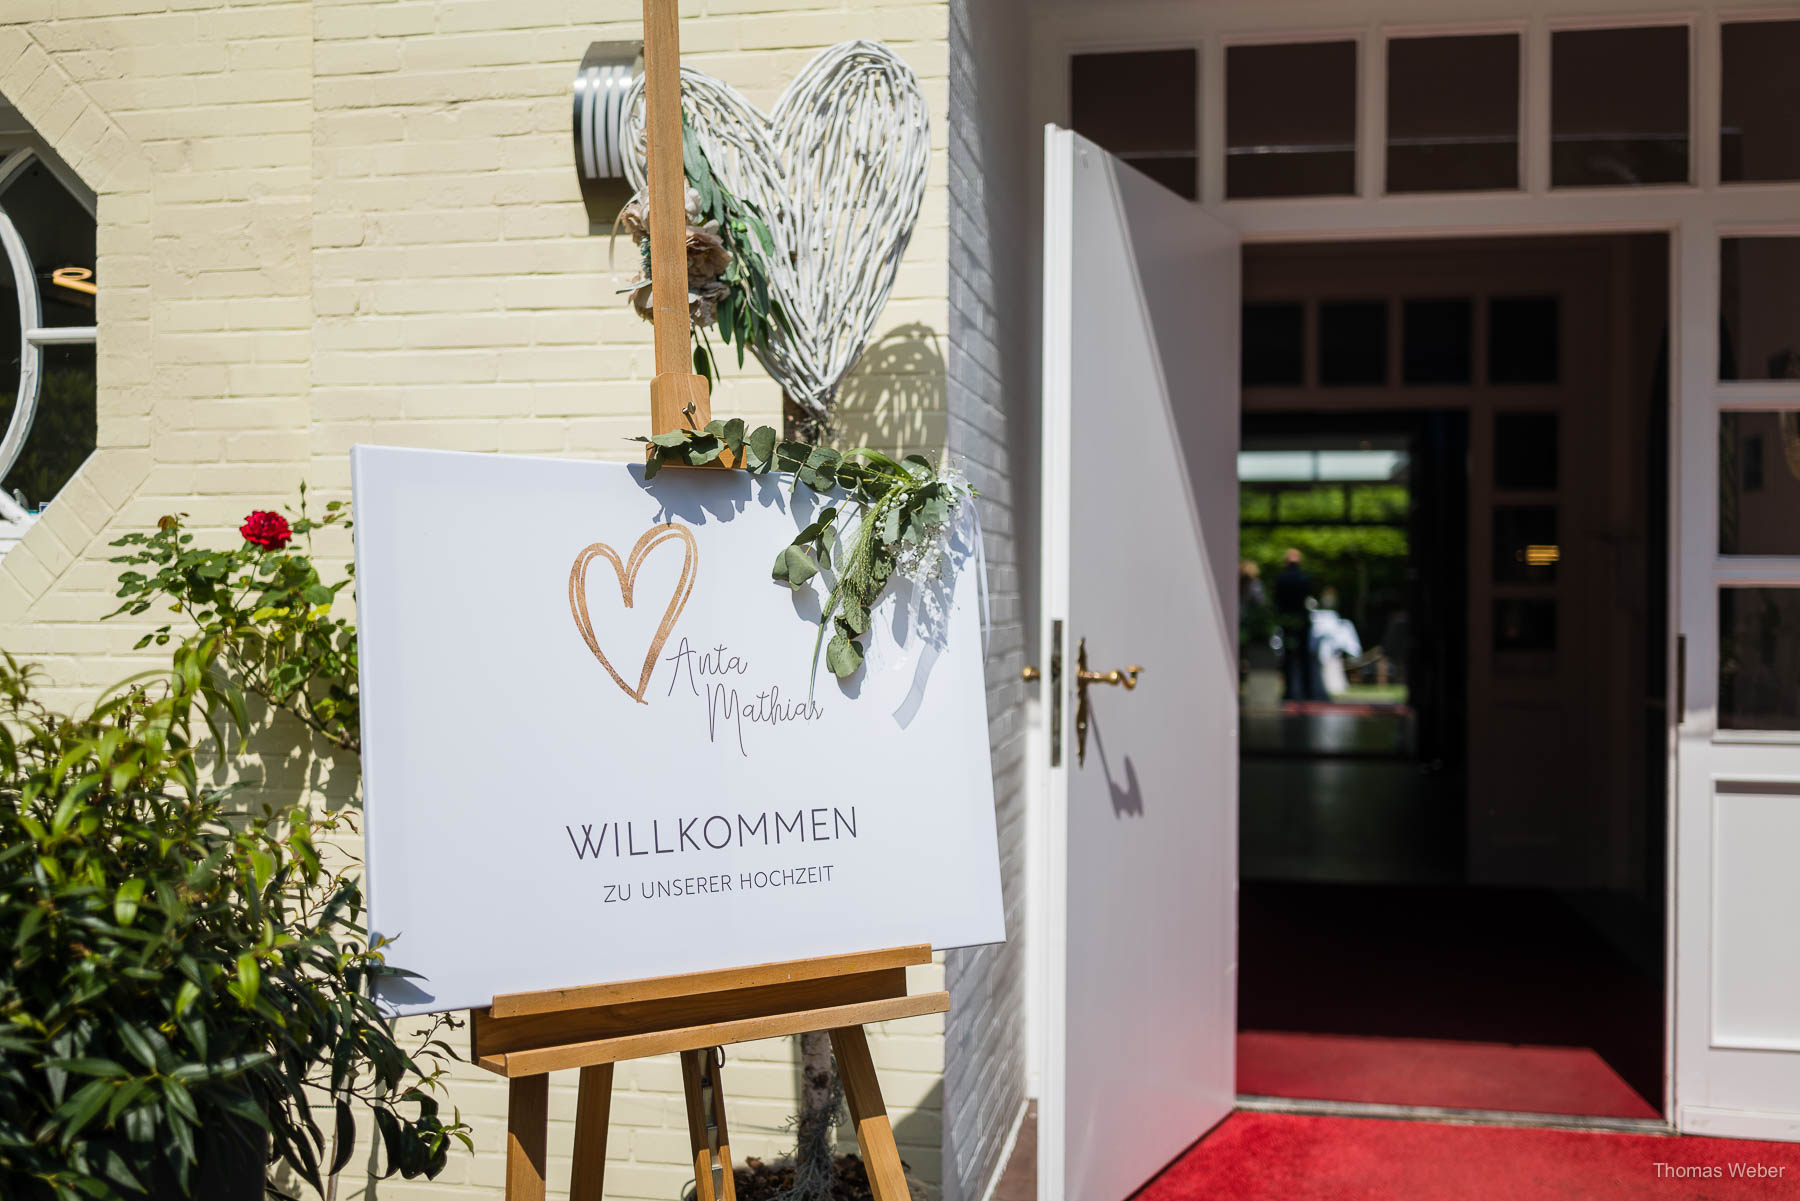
568,523 -> 698,705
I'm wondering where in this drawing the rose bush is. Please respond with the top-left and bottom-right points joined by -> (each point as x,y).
110,493 -> 359,754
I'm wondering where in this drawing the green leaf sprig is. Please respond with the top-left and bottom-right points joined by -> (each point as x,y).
638,423 -> 972,688
634,115 -> 789,391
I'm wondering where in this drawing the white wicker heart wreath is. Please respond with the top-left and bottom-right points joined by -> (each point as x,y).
622,40 -> 931,424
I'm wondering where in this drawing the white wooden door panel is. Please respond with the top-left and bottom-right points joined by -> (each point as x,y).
1039,126 -> 1239,1201
1673,222 -> 1800,1141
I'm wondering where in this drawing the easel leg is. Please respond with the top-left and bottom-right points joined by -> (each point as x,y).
680,1048 -> 737,1201
506,1074 -> 549,1201
828,1026 -> 910,1201
570,1063 -> 614,1201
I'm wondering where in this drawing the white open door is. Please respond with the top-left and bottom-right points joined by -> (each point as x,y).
1673,231 -> 1800,1141
1036,127 -> 1239,1200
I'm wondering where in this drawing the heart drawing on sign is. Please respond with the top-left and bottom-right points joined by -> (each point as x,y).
621,41 -> 931,422
568,523 -> 698,704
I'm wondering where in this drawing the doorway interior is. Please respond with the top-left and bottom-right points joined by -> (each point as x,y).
1235,234 -> 1671,1121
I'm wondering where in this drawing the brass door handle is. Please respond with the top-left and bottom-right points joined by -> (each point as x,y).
1022,665 -> 1041,682
1074,637 -> 1143,765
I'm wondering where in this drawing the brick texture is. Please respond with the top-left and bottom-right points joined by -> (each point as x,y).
0,3 -> 971,1199
941,2 -> 1032,1199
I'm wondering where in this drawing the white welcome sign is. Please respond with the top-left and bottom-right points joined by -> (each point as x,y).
351,445 -> 1003,1015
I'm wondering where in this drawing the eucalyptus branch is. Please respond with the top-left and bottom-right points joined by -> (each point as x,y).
637,421 -> 972,688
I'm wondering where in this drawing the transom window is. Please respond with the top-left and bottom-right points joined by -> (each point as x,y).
1068,19 -> 1800,200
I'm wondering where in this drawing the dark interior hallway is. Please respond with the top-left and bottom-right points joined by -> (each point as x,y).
1237,881 -> 1663,1117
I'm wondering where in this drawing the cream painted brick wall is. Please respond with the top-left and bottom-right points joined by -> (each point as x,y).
941,3 -> 1031,1197
0,2 -> 960,1199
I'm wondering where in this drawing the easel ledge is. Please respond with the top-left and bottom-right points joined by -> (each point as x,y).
476,945 -> 947,1201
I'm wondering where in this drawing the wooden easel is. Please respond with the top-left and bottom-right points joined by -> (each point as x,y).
478,6 -> 941,1199
477,945 -> 947,1200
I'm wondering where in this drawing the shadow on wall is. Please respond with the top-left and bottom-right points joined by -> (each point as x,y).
830,323 -> 948,456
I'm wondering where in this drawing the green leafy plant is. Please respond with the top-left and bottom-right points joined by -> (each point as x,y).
0,648 -> 468,1201
107,491 -> 359,754
639,421 -> 971,683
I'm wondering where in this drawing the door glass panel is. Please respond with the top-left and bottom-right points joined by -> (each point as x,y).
1226,41 -> 1357,199
1721,21 -> 1800,184
1720,412 -> 1800,555
1720,237 -> 1800,381
1494,597 -> 1556,652
1319,300 -> 1386,386
1071,50 -> 1198,200
1551,26 -> 1690,187
1243,302 -> 1304,386
1720,587 -> 1800,730
1239,432 -> 1416,754
1403,298 -> 1473,384
1494,413 -> 1559,490
1489,296 -> 1559,384
1493,506 -> 1559,583
1387,34 -> 1520,193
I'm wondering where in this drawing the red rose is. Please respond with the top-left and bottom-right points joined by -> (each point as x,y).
240,510 -> 292,551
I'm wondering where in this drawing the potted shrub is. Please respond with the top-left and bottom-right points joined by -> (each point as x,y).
0,498 -> 468,1200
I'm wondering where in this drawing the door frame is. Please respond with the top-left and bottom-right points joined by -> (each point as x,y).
1023,0 -> 1800,1175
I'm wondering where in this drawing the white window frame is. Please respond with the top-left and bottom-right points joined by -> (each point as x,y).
1027,0 -> 1800,1141
0,144 -> 98,539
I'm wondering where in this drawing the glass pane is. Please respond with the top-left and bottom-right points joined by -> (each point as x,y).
1319,300 -> 1386,386
1721,21 -> 1800,184
1493,506 -> 1559,583
1239,429 -> 1414,754
1387,34 -> 1520,193
1494,597 -> 1556,652
1494,412 -> 1559,490
1277,485 -> 1346,523
1071,50 -> 1199,200
1242,302 -> 1304,386
0,342 -> 95,513
1720,237 -> 1800,381
1551,26 -> 1689,187
1489,296 -> 1558,384
1720,588 -> 1800,730
1226,41 -> 1357,199
1403,298 -> 1473,384
1720,412 -> 1800,555
0,158 -> 95,330
1349,482 -> 1408,522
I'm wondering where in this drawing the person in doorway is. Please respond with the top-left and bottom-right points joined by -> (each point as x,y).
1273,548 -> 1317,701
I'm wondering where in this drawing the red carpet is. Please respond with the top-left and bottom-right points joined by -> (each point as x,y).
1134,1112 -> 1800,1201
1239,1031 -> 1660,1118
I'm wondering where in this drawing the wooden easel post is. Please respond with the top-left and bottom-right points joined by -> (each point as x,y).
641,0 -> 711,437
480,946 -> 945,1200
